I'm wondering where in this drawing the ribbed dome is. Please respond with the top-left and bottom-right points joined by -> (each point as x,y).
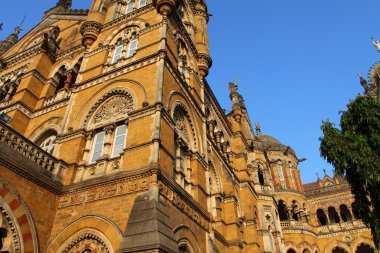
258,134 -> 282,145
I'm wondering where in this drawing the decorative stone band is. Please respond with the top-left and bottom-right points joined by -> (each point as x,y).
0,177 -> 39,253
0,121 -> 66,179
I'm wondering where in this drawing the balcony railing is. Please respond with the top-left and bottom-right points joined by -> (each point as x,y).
318,220 -> 368,234
0,121 -> 66,180
280,221 -> 312,232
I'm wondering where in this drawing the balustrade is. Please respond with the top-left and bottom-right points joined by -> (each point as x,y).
0,122 -> 66,178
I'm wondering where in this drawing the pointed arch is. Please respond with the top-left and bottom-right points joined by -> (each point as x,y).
171,101 -> 198,151
0,176 -> 39,253
103,18 -> 149,45
46,215 -> 122,253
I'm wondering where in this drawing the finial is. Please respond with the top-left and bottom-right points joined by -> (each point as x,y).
233,77 -> 240,86
0,23 -> 3,31
323,168 -> 327,176
371,37 -> 380,52
255,122 -> 261,135
14,15 -> 26,35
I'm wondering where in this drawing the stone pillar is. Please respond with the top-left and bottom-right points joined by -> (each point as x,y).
5,84 -> 16,100
324,208 -> 331,224
63,71 -> 73,89
102,125 -> 115,158
81,132 -> 94,164
215,131 -> 222,149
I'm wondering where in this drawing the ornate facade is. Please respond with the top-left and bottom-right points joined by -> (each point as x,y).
0,0 -> 377,252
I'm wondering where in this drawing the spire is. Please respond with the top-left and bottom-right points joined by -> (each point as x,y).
56,0 -> 72,9
0,22 -> 24,56
372,37 -> 380,53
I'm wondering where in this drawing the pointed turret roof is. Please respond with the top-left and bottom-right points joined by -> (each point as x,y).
0,26 -> 22,56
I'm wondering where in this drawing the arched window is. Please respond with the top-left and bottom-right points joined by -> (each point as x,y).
139,0 -> 147,7
352,201 -> 360,219
287,248 -> 297,253
126,0 -> 135,14
356,243 -> 375,253
339,204 -> 352,222
328,207 -> 340,224
111,37 -> 138,64
98,0 -> 105,11
53,65 -> 67,93
278,200 -> 288,221
316,209 -> 328,226
332,247 -> 348,253
71,57 -> 83,85
37,130 -> 58,155
258,167 -> 265,186
278,165 -> 284,181
112,43 -> 123,64
173,106 -> 194,196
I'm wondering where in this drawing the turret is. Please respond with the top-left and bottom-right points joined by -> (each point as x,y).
229,82 -> 244,123
154,0 -> 177,15
0,26 -> 21,56
80,0 -> 108,48
194,0 -> 212,79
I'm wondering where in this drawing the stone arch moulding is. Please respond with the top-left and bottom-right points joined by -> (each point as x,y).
0,176 -> 39,253
323,240 -> 352,253
49,54 -> 85,79
72,79 -> 147,130
173,225 -> 202,253
103,18 -> 150,45
27,117 -> 63,141
46,214 -> 123,253
351,236 -> 377,252
170,99 -> 202,153
208,159 -> 223,194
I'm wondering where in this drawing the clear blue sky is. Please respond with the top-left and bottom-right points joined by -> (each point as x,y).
1,1 -> 379,183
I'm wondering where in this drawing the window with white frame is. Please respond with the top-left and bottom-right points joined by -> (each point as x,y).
126,0 -> 135,14
127,38 -> 138,57
111,125 -> 128,157
98,0 -> 105,11
139,0 -> 147,8
90,131 -> 105,163
112,45 -> 123,64
40,135 -> 57,155
289,169 -> 295,187
278,165 -> 284,181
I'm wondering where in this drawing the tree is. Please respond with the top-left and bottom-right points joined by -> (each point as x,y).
320,96 -> 380,249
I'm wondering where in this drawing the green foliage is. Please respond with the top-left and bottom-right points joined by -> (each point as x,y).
320,96 -> 380,249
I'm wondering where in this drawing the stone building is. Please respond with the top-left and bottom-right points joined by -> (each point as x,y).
0,0 -> 377,252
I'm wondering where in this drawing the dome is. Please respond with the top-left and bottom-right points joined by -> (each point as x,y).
253,134 -> 297,156
258,134 -> 282,145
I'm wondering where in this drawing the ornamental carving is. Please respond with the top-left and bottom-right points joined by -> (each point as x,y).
62,233 -> 110,253
92,94 -> 134,125
0,205 -> 21,252
173,109 -> 189,142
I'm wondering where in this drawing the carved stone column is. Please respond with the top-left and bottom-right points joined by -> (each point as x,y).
4,84 -> 16,100
81,131 -> 94,164
215,131 -> 222,149
102,125 -> 115,158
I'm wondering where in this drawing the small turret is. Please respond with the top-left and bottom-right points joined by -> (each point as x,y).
154,0 -> 178,16
194,0 -> 212,79
80,0 -> 107,48
0,26 -> 22,56
229,82 -> 243,123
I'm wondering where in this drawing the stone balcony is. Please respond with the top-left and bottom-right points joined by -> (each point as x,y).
0,121 -> 67,183
318,220 -> 368,234
280,221 -> 313,232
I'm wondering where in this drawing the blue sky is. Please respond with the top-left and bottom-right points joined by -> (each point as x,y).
1,1 -> 379,183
